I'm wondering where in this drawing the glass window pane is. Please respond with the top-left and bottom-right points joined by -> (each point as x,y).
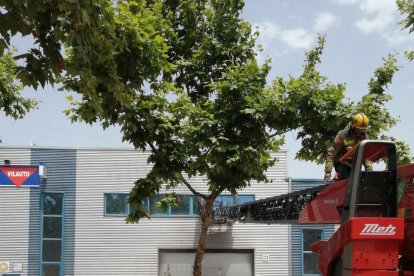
149,195 -> 168,215
213,195 -> 254,208
105,194 -> 128,215
213,196 -> 233,209
42,240 -> 61,262
171,195 -> 191,215
303,229 -> 322,251
42,264 -> 60,276
303,253 -> 320,274
43,217 -> 62,239
43,193 -> 63,215
237,195 -> 255,205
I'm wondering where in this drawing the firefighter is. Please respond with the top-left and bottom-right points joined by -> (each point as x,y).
324,113 -> 373,181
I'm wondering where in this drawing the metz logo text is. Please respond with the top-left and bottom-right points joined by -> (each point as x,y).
360,224 -> 396,236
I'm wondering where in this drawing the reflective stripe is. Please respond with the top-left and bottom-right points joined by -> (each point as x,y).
343,138 -> 355,146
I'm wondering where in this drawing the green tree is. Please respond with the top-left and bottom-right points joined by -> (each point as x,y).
266,38 -> 410,165
65,2 -> 406,274
0,0 -> 169,121
396,0 -> 414,163
397,0 -> 414,60
0,51 -> 36,119
2,1 -> 411,275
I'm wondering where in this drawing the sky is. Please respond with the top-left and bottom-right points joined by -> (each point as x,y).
1,0 -> 413,179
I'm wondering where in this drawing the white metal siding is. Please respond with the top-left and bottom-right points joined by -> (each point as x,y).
73,149 -> 289,276
0,148 -> 38,276
0,147 -> 289,276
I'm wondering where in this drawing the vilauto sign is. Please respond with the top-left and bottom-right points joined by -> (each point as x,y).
0,166 -> 41,187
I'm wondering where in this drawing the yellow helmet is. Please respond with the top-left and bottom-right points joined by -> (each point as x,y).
351,113 -> 369,130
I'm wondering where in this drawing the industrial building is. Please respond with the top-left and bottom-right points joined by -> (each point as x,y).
0,146 -> 334,276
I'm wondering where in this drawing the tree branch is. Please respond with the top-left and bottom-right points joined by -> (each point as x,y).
180,174 -> 208,200
148,142 -> 156,151
269,128 -> 293,138
202,160 -> 212,178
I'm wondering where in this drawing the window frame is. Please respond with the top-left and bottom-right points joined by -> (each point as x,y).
102,193 -> 256,218
104,193 -> 130,217
302,228 -> 323,276
147,194 -> 255,218
40,192 -> 64,276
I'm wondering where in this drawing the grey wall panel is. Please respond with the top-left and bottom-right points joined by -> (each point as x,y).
31,148 -> 77,276
74,149 -> 156,276
290,179 -> 337,276
1,147 -> 289,276
0,148 -> 35,276
73,149 -> 289,275
290,225 -> 336,276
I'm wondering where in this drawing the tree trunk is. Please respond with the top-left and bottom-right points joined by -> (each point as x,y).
193,194 -> 216,276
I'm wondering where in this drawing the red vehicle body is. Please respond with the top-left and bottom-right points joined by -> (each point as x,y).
298,141 -> 414,275
219,140 -> 414,275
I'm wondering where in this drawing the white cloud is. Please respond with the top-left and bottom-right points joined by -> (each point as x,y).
255,13 -> 340,51
314,12 -> 339,32
330,0 -> 398,33
383,29 -> 414,45
355,0 -> 397,33
281,28 -> 314,49
330,0 -> 359,4
408,83 -> 414,90
254,22 -> 286,63
330,0 -> 411,47
255,21 -> 281,42
255,21 -> 314,50
358,0 -> 395,13
355,10 -> 394,33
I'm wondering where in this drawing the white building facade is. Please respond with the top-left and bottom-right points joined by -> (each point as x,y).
0,146 -> 293,276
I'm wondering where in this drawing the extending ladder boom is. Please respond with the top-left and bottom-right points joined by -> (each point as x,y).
213,184 -> 329,224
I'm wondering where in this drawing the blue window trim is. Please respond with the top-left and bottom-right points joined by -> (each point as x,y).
104,193 -> 130,217
40,192 -> 64,276
102,193 -> 255,218
189,196 -> 194,216
301,228 -> 323,276
147,194 -> 255,218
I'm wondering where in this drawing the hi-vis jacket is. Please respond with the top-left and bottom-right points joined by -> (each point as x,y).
325,124 -> 373,172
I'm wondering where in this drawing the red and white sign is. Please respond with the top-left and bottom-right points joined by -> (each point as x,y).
0,166 -> 40,187
360,223 -> 396,236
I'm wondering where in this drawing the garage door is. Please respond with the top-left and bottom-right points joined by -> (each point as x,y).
159,250 -> 253,276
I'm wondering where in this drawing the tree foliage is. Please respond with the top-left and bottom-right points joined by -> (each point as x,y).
0,0 -> 169,122
265,37 -> 410,165
0,50 -> 37,119
397,0 -> 414,60
1,0 -> 412,274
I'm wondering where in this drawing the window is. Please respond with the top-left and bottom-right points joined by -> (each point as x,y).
149,194 -> 194,216
149,194 -> 169,216
302,229 -> 323,276
146,194 -> 254,217
41,193 -> 64,276
104,193 -> 129,216
214,194 -> 254,209
170,195 -> 192,215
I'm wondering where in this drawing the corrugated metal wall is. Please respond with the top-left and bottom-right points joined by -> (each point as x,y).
31,148 -> 77,276
73,149 -> 289,276
0,147 -> 289,276
289,179 -> 337,276
0,148 -> 38,276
